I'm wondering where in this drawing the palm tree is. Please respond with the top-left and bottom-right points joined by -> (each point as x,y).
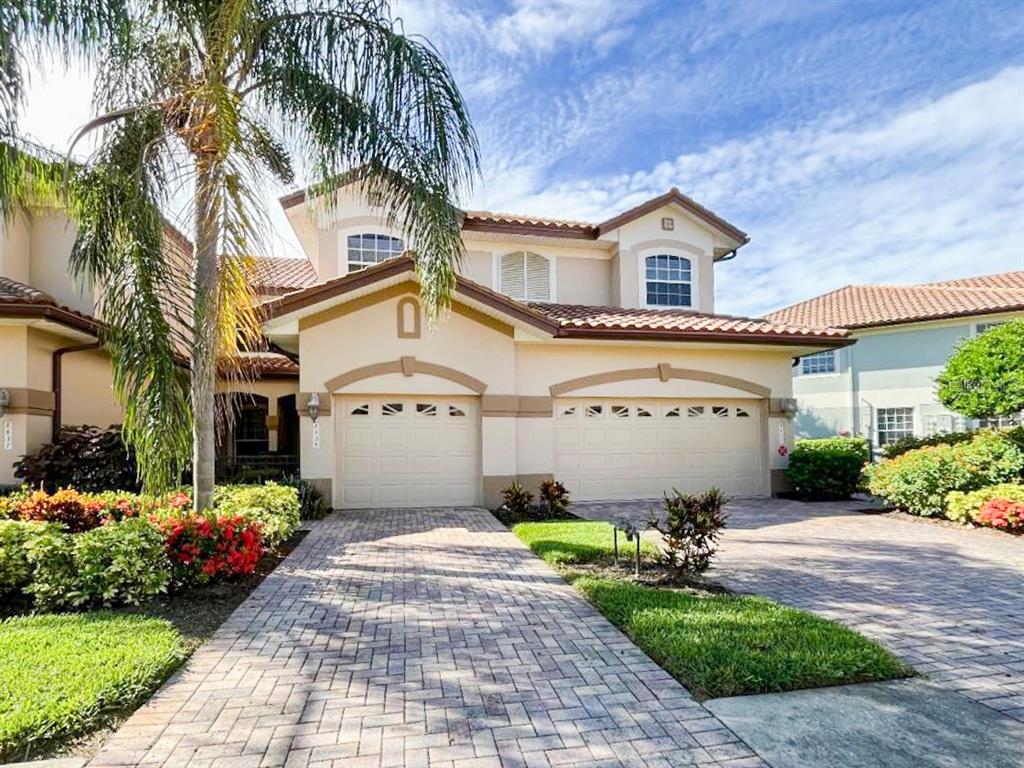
1,0 -> 478,509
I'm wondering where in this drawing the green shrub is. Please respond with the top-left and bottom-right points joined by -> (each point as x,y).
936,319 -> 1024,419
13,425 -> 139,493
284,476 -> 328,520
26,520 -> 170,610
788,438 -> 870,498
23,530 -> 76,611
212,482 -> 300,549
648,488 -> 728,576
945,484 -> 1024,524
954,430 -> 1024,482
0,612 -> 185,760
0,521 -> 56,593
881,431 -> 975,459
864,431 -> 1024,516
71,519 -> 170,607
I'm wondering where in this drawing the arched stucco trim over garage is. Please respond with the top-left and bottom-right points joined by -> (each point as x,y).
324,356 -> 488,395
548,363 -> 771,398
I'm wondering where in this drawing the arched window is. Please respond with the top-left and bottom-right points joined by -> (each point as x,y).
499,251 -> 551,301
347,233 -> 404,271
644,254 -> 691,307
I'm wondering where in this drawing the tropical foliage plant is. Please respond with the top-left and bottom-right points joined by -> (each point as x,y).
1,1 -> 477,508
648,488 -> 728,577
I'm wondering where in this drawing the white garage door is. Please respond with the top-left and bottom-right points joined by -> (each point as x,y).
335,395 -> 480,508
555,398 -> 763,500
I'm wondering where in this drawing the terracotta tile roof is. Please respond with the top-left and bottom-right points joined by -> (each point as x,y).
462,188 -> 749,246
924,271 -> 1024,290
531,302 -> 849,342
250,256 -> 319,294
0,276 -> 100,334
220,353 -> 299,378
764,272 -> 1024,330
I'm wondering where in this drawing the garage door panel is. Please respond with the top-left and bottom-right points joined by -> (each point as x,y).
336,396 -> 480,508
556,398 -> 763,500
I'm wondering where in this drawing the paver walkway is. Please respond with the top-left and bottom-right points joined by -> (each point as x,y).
90,508 -> 764,768
575,497 -> 1024,722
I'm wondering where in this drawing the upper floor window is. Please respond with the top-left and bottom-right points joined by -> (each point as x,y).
975,322 -> 1005,335
347,233 -> 403,271
801,350 -> 836,375
500,251 -> 551,302
645,254 -> 691,307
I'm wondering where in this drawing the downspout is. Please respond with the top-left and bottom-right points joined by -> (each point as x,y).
52,342 -> 101,441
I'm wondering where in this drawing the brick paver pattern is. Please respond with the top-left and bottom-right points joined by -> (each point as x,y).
576,497 -> 1024,724
90,508 -> 765,768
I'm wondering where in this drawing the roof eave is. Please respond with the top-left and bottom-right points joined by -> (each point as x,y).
555,326 -> 854,347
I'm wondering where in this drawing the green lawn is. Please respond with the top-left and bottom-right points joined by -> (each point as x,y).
512,519 -> 659,566
512,519 -> 912,700
0,612 -> 187,760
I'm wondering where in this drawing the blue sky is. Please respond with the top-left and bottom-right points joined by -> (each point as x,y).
19,0 -> 1024,316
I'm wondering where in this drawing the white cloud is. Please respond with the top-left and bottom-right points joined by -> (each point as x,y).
473,66 -> 1024,317
491,0 -> 648,56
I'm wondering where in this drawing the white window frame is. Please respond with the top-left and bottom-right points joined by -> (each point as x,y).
340,230 -> 404,274
495,251 -> 555,302
876,407 -> 916,446
638,249 -> 699,310
973,321 -> 1005,337
799,349 -> 838,376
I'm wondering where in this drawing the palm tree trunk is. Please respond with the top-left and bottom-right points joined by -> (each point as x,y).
192,156 -> 220,511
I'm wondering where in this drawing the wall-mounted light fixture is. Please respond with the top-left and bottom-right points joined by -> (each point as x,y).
306,392 -> 321,423
0,389 -> 9,418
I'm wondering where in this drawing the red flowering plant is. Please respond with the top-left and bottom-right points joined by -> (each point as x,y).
976,500 -> 1024,532
157,513 -> 263,585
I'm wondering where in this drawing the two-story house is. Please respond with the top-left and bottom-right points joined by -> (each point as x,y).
1,181 -> 852,503
260,184 -> 850,508
765,273 -> 1024,448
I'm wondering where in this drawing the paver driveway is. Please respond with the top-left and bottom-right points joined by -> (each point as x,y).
90,508 -> 764,768
575,498 -> 1024,723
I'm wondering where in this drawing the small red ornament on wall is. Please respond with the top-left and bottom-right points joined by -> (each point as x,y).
777,444 -> 789,457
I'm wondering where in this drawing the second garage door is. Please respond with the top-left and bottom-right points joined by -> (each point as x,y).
555,398 -> 763,500
335,395 -> 480,509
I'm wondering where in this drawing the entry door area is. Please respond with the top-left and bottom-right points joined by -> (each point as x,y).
554,398 -> 763,500
335,395 -> 480,509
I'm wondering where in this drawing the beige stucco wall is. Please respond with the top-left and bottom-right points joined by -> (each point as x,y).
0,327 -> 124,484
291,287 -> 796,506
610,208 -> 717,312
0,211 -> 31,283
286,188 -> 734,315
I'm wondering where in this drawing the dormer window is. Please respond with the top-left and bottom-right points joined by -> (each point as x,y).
499,251 -> 551,301
347,233 -> 404,272
645,254 -> 691,307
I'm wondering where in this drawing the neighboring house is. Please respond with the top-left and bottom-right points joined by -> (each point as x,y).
765,272 -> 1024,449
0,205 -> 193,486
1,182 -> 853,504
259,184 -> 849,508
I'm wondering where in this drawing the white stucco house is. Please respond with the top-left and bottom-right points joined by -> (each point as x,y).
259,184 -> 850,508
765,272 -> 1024,449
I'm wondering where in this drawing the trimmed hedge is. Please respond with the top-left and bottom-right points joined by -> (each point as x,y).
864,431 -> 1024,517
880,431 -> 975,459
26,519 -> 170,611
787,438 -> 870,499
0,482 -> 300,609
